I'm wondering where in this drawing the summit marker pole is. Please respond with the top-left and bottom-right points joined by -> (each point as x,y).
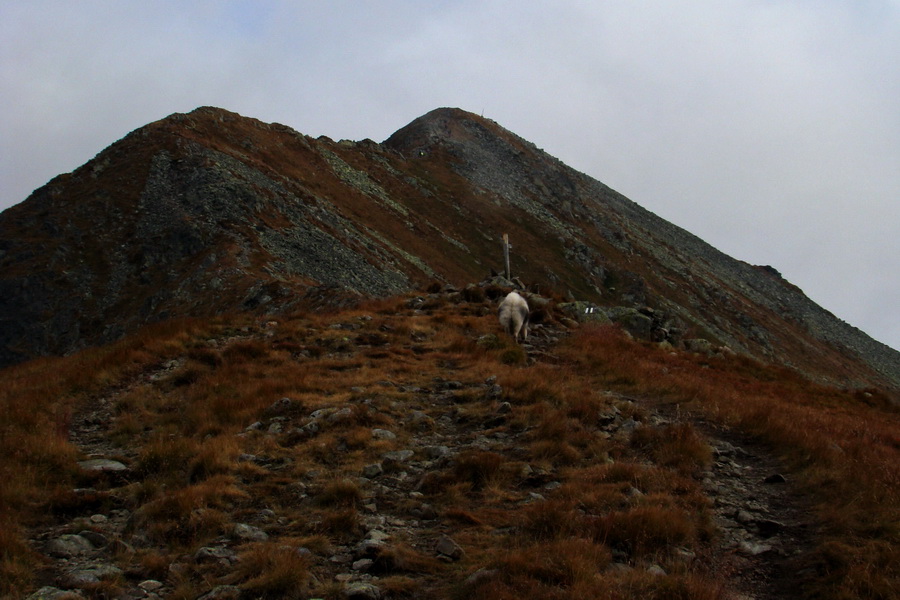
503,233 -> 511,280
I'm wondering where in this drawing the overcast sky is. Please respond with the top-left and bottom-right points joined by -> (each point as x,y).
2,1 -> 898,351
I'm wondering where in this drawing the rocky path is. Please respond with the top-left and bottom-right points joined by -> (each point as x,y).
26,318 -> 817,599
700,423 -> 816,599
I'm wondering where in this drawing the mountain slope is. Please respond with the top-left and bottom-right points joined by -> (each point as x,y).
1,106 -> 897,393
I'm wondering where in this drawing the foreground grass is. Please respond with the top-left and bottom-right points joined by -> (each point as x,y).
0,292 -> 897,599
559,325 -> 900,599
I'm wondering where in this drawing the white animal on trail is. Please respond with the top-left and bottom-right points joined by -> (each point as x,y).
498,291 -> 529,342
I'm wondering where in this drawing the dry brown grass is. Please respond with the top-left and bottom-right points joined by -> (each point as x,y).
2,297 -> 896,599
559,324 -> 900,598
225,541 -> 312,599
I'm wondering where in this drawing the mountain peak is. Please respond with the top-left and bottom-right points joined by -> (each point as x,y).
383,106 -> 505,155
1,106 -> 898,393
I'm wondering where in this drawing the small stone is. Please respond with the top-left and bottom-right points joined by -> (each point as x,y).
197,585 -> 242,600
195,546 -> 237,563
371,428 -> 396,441
343,582 -> 382,599
647,564 -> 667,576
382,449 -> 415,465
77,530 -> 108,547
46,534 -> 94,558
267,397 -> 296,415
328,407 -> 354,423
89,514 -> 108,524
139,580 -> 165,592
423,445 -> 450,459
764,473 -> 787,484
355,539 -> 386,557
232,523 -> 268,542
26,587 -> 82,600
60,570 -> 100,588
77,458 -> 127,473
362,463 -> 383,478
435,535 -> 464,560
738,541 -> 773,556
352,558 -> 373,571
366,529 -> 391,542
735,510 -> 755,525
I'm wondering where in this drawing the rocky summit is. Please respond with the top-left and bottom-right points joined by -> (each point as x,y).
1,106 -> 898,393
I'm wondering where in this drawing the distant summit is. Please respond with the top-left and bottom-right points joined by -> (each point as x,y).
1,106 -> 898,392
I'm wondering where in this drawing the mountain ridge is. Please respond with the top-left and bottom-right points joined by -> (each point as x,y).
1,106 -> 897,394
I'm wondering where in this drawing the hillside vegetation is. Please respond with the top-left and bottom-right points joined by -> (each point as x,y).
1,284 -> 897,599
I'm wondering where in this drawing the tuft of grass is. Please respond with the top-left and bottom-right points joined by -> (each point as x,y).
369,543 -> 442,575
314,478 -> 364,508
317,508 -> 362,542
227,542 -> 312,599
452,450 -> 507,492
464,538 -> 610,599
132,475 -> 247,546
630,423 -> 712,476
591,504 -> 699,558
498,346 -> 527,365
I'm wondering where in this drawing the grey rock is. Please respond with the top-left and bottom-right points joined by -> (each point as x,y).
60,564 -> 123,588
266,397 -> 297,415
77,530 -> 108,547
382,450 -> 415,464
366,529 -> 391,542
344,582 -> 383,599
647,564 -> 667,576
735,510 -> 755,525
26,587 -> 84,600
423,445 -> 450,459
138,579 -> 165,592
683,338 -> 715,355
328,407 -> 354,422
371,428 -> 396,441
232,523 -> 268,542
435,535 -> 464,560
607,307 -> 652,338
352,558 -> 373,571
197,585 -> 242,600
738,541 -> 773,556
195,546 -> 237,564
362,463 -> 384,478
46,534 -> 94,558
77,458 -> 127,473
559,301 -> 612,324
355,539 -> 387,557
